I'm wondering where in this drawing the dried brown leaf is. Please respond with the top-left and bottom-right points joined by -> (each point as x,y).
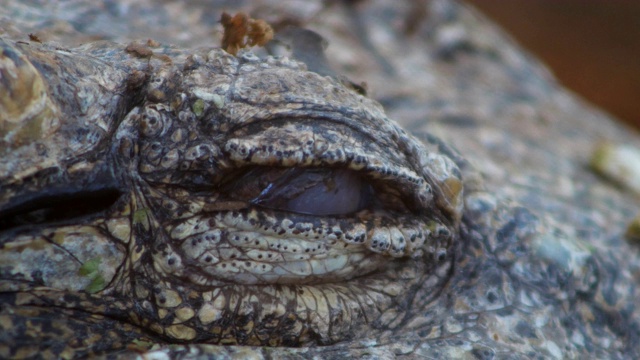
221,12 -> 274,55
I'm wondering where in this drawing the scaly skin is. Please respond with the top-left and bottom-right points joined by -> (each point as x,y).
1,0 -> 640,359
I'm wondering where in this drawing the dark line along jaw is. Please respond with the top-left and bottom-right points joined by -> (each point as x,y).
0,162 -> 124,233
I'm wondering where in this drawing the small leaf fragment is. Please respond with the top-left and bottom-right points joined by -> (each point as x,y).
78,257 -> 107,293
85,274 -> 106,294
78,257 -> 101,276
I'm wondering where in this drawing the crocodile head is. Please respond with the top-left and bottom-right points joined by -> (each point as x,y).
1,10 -> 638,356
0,37 -> 464,353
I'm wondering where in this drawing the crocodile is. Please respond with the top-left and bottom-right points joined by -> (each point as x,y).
1,0 -> 640,359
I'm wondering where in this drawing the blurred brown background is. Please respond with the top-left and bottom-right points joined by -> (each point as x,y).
467,0 -> 640,128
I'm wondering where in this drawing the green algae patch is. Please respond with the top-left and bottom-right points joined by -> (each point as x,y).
192,98 -> 205,117
78,257 -> 106,294
133,208 -> 151,230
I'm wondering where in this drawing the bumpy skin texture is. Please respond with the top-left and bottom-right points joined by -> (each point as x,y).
1,0 -> 640,359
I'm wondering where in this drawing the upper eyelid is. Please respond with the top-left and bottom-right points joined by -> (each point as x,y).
222,117 -> 409,164
223,127 -> 422,183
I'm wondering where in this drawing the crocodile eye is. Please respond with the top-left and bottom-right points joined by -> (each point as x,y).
226,167 -> 375,216
253,168 -> 374,215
